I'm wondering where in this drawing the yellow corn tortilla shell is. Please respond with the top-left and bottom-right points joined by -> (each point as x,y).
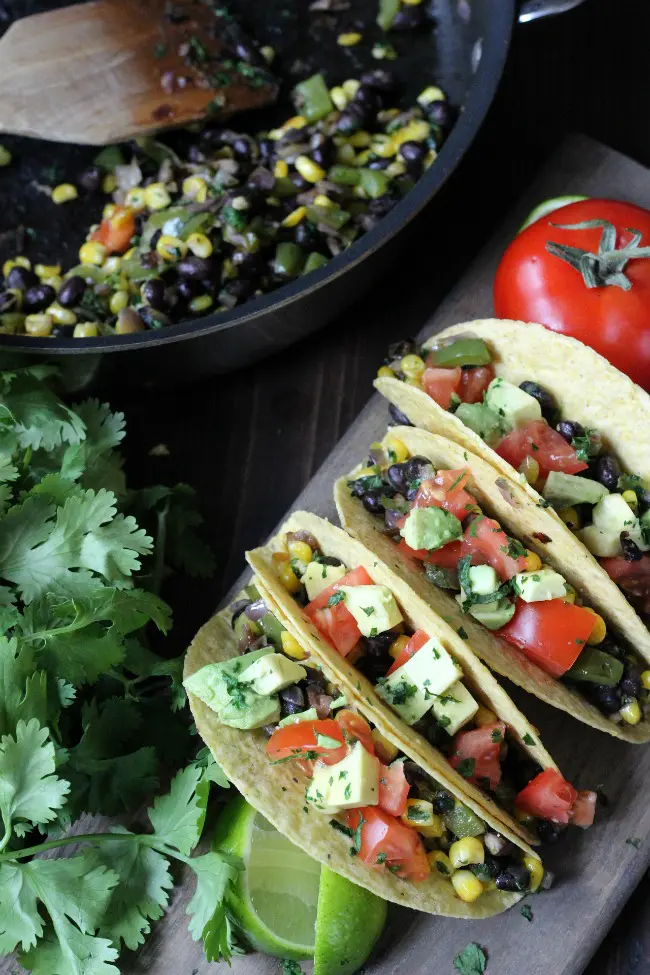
247,511 -> 559,845
335,425 -> 650,743
184,599 -> 531,918
375,317 -> 650,674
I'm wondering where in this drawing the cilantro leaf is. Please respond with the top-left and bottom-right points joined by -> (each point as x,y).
520,903 -> 533,922
21,919 -> 119,975
0,719 -> 69,844
0,636 -> 48,736
1,381 -> 85,453
149,764 -> 209,855
186,852 -> 241,957
453,942 -> 488,975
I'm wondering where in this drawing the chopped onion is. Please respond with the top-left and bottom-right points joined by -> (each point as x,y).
245,598 -> 269,622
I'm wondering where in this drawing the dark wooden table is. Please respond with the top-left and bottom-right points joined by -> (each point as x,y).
113,0 -> 650,970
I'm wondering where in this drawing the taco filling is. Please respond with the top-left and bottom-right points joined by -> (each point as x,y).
343,434 -> 648,731
380,335 -> 650,639
185,589 -> 545,902
268,531 -> 595,836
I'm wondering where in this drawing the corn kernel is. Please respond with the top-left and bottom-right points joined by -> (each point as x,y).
402,801 -> 445,838
4,288 -> 22,310
43,275 -> 63,292
276,560 -> 301,593
145,182 -> 172,211
79,241 -> 108,266
269,115 -> 307,139
524,550 -> 542,572
418,86 -> 445,107
641,670 -> 650,690
392,120 -> 431,148
342,79 -> 361,98
620,697 -> 641,725
474,706 -> 498,727
336,143 -> 356,165
451,870 -> 483,903
400,354 -> 426,379
0,145 -> 12,167
35,263 -> 61,279
282,206 -> 308,228
102,173 -> 117,194
405,376 -> 423,389
388,634 -> 409,661
385,436 -> 409,464
348,130 -> 372,148
558,506 -> 580,530
122,246 -> 136,261
182,176 -> 208,202
354,149 -> 372,166
428,850 -> 454,877
313,194 -> 332,208
377,365 -> 395,379
110,290 -> 129,315
622,489 -> 639,512
519,455 -> 540,485
288,539 -> 313,563
190,294 -> 214,313
280,630 -> 307,660
372,135 -> 396,158
51,183 -> 78,205
329,86 -> 348,111
46,303 -> 76,326
272,160 -> 289,180
295,155 -> 327,184
186,233 -> 213,258
156,235 -> 187,261
125,187 -> 147,210
523,855 -> 544,893
73,321 -> 99,338
424,149 -> 437,168
371,728 -> 399,763
102,257 -> 122,277
403,0 -> 423,5
3,256 -> 31,277
115,308 -> 144,334
449,837 -> 484,869
386,160 -> 407,178
563,585 -> 577,604
583,607 -> 606,645
24,313 -> 53,336
103,203 -> 117,220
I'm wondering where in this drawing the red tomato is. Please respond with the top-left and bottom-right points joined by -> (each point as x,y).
422,366 -> 461,409
397,537 -> 430,561
461,516 -> 526,580
569,790 -> 597,828
413,470 -> 475,521
266,719 -> 346,765
449,722 -> 505,791
601,555 -> 650,614
496,420 -> 587,478
345,807 -> 430,882
336,710 -> 375,754
426,540 -> 464,569
493,199 -> 650,389
515,768 -> 578,825
378,761 -> 410,816
387,629 -> 430,676
459,364 -> 495,404
499,599 -> 594,677
90,205 -> 136,254
305,566 -> 373,613
310,605 -> 361,656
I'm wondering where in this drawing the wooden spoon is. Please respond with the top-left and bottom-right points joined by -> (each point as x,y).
0,0 -> 278,145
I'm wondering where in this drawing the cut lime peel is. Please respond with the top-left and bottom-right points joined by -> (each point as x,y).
314,866 -> 387,975
519,195 -> 589,232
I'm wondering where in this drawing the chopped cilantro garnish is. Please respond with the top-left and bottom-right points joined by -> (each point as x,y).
362,606 -> 375,616
520,904 -> 533,922
626,837 -> 642,849
456,758 -> 476,779
490,728 -> 502,743
453,943 -> 487,975
344,783 -> 352,800
328,591 -> 345,607
522,733 -> 536,746
329,819 -> 353,838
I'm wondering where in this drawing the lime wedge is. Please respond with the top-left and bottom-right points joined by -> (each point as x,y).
213,795 -> 320,960
314,866 -> 387,975
519,195 -> 588,231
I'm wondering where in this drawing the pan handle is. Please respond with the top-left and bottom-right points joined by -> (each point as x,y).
518,0 -> 587,22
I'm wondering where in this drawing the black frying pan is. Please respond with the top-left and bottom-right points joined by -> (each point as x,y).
0,0 -> 576,389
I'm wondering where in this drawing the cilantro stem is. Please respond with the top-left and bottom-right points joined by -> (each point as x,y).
0,830 -> 191,864
150,500 -> 170,597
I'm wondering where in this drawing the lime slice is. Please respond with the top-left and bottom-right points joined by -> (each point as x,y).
519,195 -> 589,232
314,866 -> 387,975
213,795 -> 320,960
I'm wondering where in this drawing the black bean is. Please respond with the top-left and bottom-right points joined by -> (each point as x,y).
399,140 -> 427,165
310,134 -> 335,169
535,819 -> 565,845
360,69 -> 397,93
24,284 -> 56,312
430,790 -> 455,813
390,5 -> 426,28
587,683 -> 622,714
471,856 -> 500,880
187,145 -> 204,164
51,324 -> 75,338
426,99 -> 452,129
621,532 -> 643,561
389,403 -> 414,427
233,136 -> 252,160
367,158 -> 390,171
280,685 -> 305,716
258,138 -> 275,165
0,290 -> 19,313
320,556 -> 343,567
354,84 -> 381,113
355,654 -> 389,684
593,454 -> 621,491
141,278 -> 167,310
637,489 -> 650,513
368,193 -> 398,218
78,165 -> 103,193
556,419 -> 585,444
139,306 -> 170,329
303,667 -> 328,695
6,266 -> 38,291
336,103 -> 367,135
177,278 -> 199,300
232,251 -> 264,277
222,278 -> 256,301
361,490 -> 385,515
519,381 -> 557,421
386,462 -> 409,494
495,864 -> 530,892
178,256 -> 213,280
289,172 -> 310,192
620,662 -> 642,698
598,635 -> 626,660
405,455 -> 434,486
364,631 -> 394,656
58,275 -> 86,308
294,221 -> 322,250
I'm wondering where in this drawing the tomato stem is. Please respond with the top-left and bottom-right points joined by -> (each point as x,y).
546,219 -> 650,291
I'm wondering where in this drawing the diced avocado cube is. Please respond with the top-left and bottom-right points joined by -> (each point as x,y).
467,564 -> 499,596
278,707 -> 319,727
377,637 -> 462,725
302,560 -> 347,601
592,493 -> 637,535
458,596 -> 516,630
306,741 -> 380,812
485,378 -> 541,433
183,648 -> 272,711
454,402 -> 503,446
240,653 -> 307,696
331,694 -> 348,710
400,507 -> 462,552
218,694 -> 281,730
338,584 -> 403,637
513,568 -> 568,603
432,680 -> 479,736
578,524 -> 624,557
543,470 -> 609,508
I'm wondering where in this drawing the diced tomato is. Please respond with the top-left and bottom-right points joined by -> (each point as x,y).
496,419 -> 588,478
459,364 -> 495,404
499,599 -> 594,677
422,366 -> 462,409
601,556 -> 650,615
305,566 -> 374,613
90,205 -> 136,254
449,722 -> 505,791
569,790 -> 597,829
426,540 -> 464,569
310,604 -> 361,657
413,470 -> 475,522
461,516 -> 527,580
515,769 -> 578,825
266,719 -> 346,766
412,478 -> 445,509
387,629 -> 430,676
345,807 -> 430,882
336,710 -> 375,754
378,760 -> 410,816
398,537 -> 430,562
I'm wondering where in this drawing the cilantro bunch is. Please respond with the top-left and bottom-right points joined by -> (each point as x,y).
0,366 -> 237,972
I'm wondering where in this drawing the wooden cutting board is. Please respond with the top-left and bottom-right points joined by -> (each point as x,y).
7,135 -> 647,975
